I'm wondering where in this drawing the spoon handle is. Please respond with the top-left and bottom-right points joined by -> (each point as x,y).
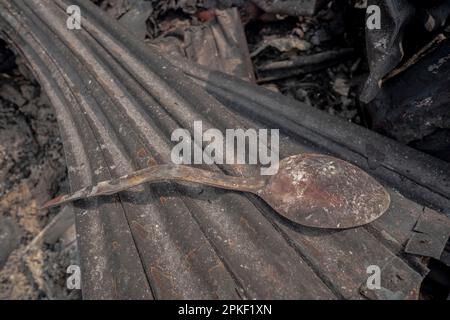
41,164 -> 267,209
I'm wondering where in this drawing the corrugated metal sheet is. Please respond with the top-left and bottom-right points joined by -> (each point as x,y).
1,0 -> 449,299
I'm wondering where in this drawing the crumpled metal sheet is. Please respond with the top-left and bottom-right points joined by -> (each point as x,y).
367,36 -> 450,162
422,1 -> 450,32
405,208 -> 450,260
361,0 -> 415,103
360,256 -> 423,300
361,0 -> 450,103
151,8 -> 255,81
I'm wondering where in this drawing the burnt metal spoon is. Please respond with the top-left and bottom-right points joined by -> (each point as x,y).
42,153 -> 390,229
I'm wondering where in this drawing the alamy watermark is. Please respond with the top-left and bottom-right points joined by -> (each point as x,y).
366,5 -> 381,30
66,5 -> 81,30
366,265 -> 381,290
171,121 -> 279,175
67,265 -> 81,290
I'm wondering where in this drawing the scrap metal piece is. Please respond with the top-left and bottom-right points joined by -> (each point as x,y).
361,0 -> 450,103
151,8 -> 255,82
360,256 -> 423,300
405,208 -> 450,259
256,48 -> 354,82
368,37 -> 450,162
258,49 -> 354,72
361,0 -> 415,103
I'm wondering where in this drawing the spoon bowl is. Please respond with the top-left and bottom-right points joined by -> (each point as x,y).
257,154 -> 390,229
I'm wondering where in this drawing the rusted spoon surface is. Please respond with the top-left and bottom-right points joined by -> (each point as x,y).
257,154 -> 390,228
42,153 -> 390,229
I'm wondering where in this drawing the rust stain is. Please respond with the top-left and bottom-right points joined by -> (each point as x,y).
302,183 -> 343,207
239,217 -> 256,234
149,266 -> 173,283
183,244 -> 205,265
147,158 -> 157,167
137,148 -> 147,158
131,220 -> 149,240
149,266 -> 181,298
226,238 -> 236,249
207,261 -> 224,274
111,241 -> 120,251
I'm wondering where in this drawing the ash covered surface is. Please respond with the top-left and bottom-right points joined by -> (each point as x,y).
0,39 -> 79,300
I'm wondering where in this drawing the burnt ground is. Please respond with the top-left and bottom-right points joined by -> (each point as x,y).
0,39 -> 79,299
246,7 -> 367,124
0,0 -> 448,299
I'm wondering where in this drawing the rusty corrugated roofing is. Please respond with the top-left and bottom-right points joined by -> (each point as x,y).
1,0 -> 449,299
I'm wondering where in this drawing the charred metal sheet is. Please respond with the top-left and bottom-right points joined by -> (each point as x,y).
361,0 -> 450,103
360,256 -> 422,300
151,8 -> 255,82
405,208 -> 450,260
361,0 -> 415,103
368,37 -> 450,162
0,0 -> 449,300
